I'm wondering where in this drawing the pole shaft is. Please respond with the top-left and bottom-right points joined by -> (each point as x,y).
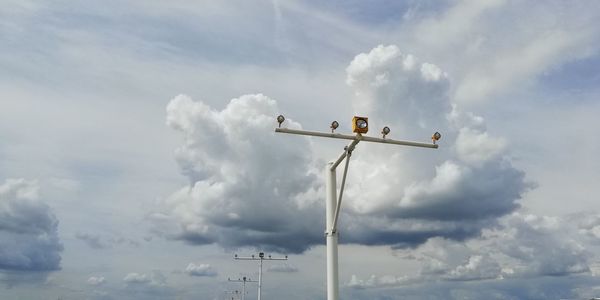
242,280 -> 245,300
258,258 -> 262,300
326,162 -> 339,300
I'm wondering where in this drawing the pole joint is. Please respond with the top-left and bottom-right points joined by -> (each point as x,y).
324,230 -> 338,237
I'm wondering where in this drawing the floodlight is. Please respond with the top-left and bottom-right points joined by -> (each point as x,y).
330,121 -> 339,133
381,126 -> 390,138
277,115 -> 285,127
352,116 -> 368,134
432,132 -> 441,144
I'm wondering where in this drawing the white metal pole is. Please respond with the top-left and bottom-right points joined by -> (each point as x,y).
258,258 -> 263,300
242,278 -> 245,300
326,161 -> 339,300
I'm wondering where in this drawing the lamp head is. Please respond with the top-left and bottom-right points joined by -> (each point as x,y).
276,115 -> 285,127
330,120 -> 339,132
432,132 -> 442,144
352,116 -> 368,134
381,126 -> 390,138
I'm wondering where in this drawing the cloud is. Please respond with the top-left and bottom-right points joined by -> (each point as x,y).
152,93 -> 324,253
75,232 -> 140,249
347,274 -> 411,289
496,213 -> 590,277
154,45 -> 531,253
346,44 -> 449,127
348,211 -> 599,290
123,271 -> 168,286
0,178 -> 63,272
445,254 -> 501,281
184,263 -> 217,277
76,233 -> 107,249
122,271 -> 175,300
397,159 -> 524,221
338,45 -> 530,246
87,276 -> 106,286
404,0 -> 600,106
267,263 -> 298,273
123,273 -> 151,285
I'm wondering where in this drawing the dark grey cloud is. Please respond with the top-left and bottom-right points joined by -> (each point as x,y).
0,179 -> 62,272
393,160 -> 527,221
344,275 -> 600,300
347,212 -> 600,292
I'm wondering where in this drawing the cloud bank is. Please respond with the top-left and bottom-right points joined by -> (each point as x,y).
153,45 -> 530,253
348,211 -> 598,289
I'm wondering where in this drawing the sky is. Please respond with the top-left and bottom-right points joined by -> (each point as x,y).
1,0 -> 600,299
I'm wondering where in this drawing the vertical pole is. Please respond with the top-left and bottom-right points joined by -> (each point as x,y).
242,277 -> 246,300
326,162 -> 339,300
258,258 -> 263,300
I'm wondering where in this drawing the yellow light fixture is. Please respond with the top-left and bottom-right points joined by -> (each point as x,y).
352,116 -> 368,134
432,132 -> 441,144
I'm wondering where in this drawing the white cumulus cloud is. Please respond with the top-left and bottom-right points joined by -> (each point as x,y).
184,263 -> 217,277
154,45 -> 531,253
153,93 -> 323,253
87,276 -> 106,286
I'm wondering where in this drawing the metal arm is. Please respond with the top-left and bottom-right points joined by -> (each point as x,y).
228,277 -> 258,283
234,256 -> 288,261
331,143 -> 354,234
275,128 -> 438,149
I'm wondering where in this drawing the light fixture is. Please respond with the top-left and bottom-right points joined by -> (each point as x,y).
381,126 -> 390,138
330,121 -> 339,133
432,132 -> 441,144
277,115 -> 285,127
352,116 -> 368,134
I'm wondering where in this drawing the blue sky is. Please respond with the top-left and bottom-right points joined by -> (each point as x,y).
1,1 -> 600,299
